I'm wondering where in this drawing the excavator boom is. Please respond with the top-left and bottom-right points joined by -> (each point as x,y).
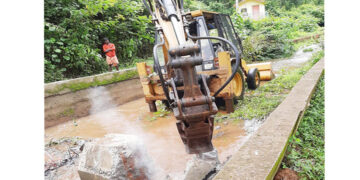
146,0 -> 225,154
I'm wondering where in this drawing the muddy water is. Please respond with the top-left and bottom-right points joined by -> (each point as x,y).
45,98 -> 246,178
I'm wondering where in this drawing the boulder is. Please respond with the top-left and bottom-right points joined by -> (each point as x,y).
77,134 -> 153,180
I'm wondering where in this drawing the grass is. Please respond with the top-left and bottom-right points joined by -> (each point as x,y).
281,76 -> 325,180
303,48 -> 313,52
57,108 -> 74,118
144,102 -> 171,122
148,101 -> 171,121
224,50 -> 324,121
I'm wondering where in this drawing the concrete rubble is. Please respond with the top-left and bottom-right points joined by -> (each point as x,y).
45,137 -> 87,180
77,134 -> 154,180
183,149 -> 220,180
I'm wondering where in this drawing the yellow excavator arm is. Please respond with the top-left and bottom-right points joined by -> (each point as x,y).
137,0 -> 273,154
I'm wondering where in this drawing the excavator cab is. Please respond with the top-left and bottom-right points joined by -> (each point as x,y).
189,11 -> 243,62
188,10 -> 274,83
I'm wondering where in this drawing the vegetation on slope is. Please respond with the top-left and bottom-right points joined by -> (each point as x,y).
45,0 -> 324,82
217,50 -> 324,121
282,75 -> 325,179
232,3 -> 324,62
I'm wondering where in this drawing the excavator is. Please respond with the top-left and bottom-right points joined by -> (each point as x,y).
136,0 -> 274,154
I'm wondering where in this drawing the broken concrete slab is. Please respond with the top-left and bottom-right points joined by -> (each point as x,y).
183,149 -> 220,180
77,134 -> 154,180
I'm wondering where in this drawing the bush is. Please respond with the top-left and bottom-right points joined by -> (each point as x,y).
44,0 -> 154,82
238,16 -> 295,61
233,3 -> 322,61
297,4 -> 324,26
277,4 -> 324,27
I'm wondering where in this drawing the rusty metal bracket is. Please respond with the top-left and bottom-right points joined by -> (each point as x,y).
168,44 -> 218,154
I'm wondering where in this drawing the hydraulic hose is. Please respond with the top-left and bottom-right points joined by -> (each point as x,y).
142,0 -> 154,16
178,0 -> 184,10
185,28 -> 241,97
153,32 -> 173,103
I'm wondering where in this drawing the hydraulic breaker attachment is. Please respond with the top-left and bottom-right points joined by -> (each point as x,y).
168,44 -> 218,154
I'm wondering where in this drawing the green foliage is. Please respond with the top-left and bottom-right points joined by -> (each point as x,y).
58,108 -> 75,118
207,0 -> 235,15
229,50 -> 324,120
183,0 -> 209,11
242,16 -> 296,61
266,0 -> 324,12
282,76 -> 325,179
232,15 -> 255,37
303,48 -> 313,52
44,0 -> 154,82
152,101 -> 171,120
146,101 -> 171,121
45,0 -> 325,83
233,3 -> 322,61
278,4 -> 324,27
183,0 -> 235,15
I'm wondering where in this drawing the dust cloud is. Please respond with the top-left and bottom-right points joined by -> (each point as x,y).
88,86 -> 171,179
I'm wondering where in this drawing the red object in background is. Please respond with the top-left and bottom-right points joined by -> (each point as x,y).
103,43 -> 116,57
252,5 -> 260,20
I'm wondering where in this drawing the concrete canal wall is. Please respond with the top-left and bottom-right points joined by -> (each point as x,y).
44,68 -> 144,128
214,58 -> 324,180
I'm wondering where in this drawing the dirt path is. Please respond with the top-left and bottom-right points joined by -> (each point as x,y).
271,44 -> 322,74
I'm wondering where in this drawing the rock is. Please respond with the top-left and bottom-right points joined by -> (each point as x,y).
183,149 -> 220,180
215,126 -> 221,130
77,134 -> 154,180
222,121 -> 228,125
76,140 -> 86,151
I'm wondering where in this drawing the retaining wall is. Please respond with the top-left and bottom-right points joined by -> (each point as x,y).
292,33 -> 323,43
214,58 -> 324,180
44,68 -> 144,128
